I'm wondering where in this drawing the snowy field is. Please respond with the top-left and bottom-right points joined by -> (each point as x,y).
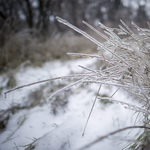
0,58 -> 141,150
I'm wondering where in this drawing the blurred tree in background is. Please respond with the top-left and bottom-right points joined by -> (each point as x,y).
0,0 -> 150,72
0,0 -> 149,41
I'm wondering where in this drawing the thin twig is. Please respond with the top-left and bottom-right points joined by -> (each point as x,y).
78,65 -> 98,74
4,74 -> 91,98
82,84 -> 102,137
98,97 -> 150,115
78,126 -> 150,150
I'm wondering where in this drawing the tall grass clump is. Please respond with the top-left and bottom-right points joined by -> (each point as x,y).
5,17 -> 150,149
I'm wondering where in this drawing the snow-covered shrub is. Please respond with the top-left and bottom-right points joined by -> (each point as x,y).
5,17 -> 150,149
55,17 -> 150,149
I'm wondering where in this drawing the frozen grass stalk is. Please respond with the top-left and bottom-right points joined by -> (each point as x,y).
56,17 -> 150,149
5,17 -> 150,149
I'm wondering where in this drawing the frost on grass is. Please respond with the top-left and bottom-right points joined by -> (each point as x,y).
56,17 -> 150,149
4,17 -> 150,149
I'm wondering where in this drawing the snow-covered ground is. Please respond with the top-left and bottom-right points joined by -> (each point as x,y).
0,58 -> 140,150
